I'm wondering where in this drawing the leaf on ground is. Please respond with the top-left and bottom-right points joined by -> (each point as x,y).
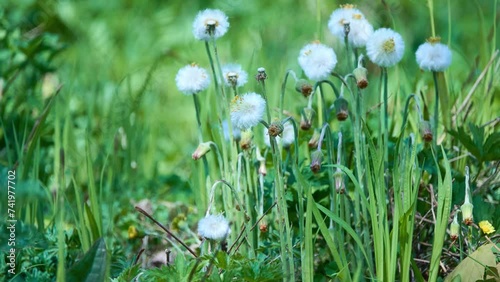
444,243 -> 499,282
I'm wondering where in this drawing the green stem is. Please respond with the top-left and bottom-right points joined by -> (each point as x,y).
270,135 -> 295,281
433,71 -> 439,148
259,80 -> 272,123
382,67 -> 389,170
280,70 -> 297,121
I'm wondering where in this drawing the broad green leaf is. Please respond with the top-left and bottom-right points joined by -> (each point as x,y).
444,244 -> 499,282
66,238 -> 107,282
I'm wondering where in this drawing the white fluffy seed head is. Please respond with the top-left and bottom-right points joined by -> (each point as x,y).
327,5 -> 373,48
366,28 -> 405,67
298,42 -> 337,81
192,9 -> 229,41
175,64 -> 210,95
222,64 -> 248,87
230,92 -> 266,130
415,39 -> 452,72
197,214 -> 230,241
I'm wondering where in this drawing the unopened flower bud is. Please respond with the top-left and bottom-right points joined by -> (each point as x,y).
240,130 -> 253,150
255,67 -> 267,82
353,67 -> 368,89
310,150 -> 323,173
259,220 -> 268,233
300,107 -> 316,130
295,79 -> 313,98
308,130 -> 320,148
268,120 -> 284,137
258,161 -> 267,176
461,203 -> 473,225
334,96 -> 349,121
192,142 -> 211,160
449,213 -> 460,241
420,121 -> 433,143
461,166 -> 473,225
334,170 -> 345,193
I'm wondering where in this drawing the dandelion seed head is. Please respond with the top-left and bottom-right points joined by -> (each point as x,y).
175,64 -> 210,95
328,5 -> 373,48
298,42 -> 337,81
230,92 -> 266,130
415,38 -> 452,72
198,214 -> 231,241
222,64 -> 248,87
192,9 -> 229,41
366,28 -> 405,67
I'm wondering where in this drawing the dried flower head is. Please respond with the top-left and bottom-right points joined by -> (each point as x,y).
255,67 -> 267,82
415,37 -> 452,72
239,130 -> 253,150
198,214 -> 231,241
478,220 -> 495,235
308,130 -> 321,148
192,9 -> 229,41
230,92 -> 266,130
328,4 -> 373,48
310,150 -> 323,173
175,64 -> 210,95
268,121 -> 284,137
334,96 -> 349,121
300,107 -> 316,130
263,122 -> 295,148
420,121 -> 433,142
223,64 -> 248,88
295,79 -> 314,98
298,42 -> 337,81
353,66 -> 368,89
366,28 -> 405,67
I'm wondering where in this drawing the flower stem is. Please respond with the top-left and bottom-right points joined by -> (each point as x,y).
432,71 -> 439,148
382,67 -> 389,170
259,79 -> 272,123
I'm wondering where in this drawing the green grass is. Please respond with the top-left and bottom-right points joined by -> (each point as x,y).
1,0 -> 499,281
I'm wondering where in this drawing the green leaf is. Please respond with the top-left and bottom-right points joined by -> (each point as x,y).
444,244 -> 499,282
66,237 -> 107,282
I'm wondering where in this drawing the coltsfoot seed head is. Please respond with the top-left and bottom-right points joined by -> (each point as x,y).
222,63 -> 248,88
230,92 -> 266,130
416,37 -> 452,72
328,4 -> 373,48
298,42 -> 337,81
366,28 -> 405,67
192,9 -> 229,41
175,64 -> 210,95
198,214 -> 231,241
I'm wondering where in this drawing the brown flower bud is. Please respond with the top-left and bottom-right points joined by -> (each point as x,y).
295,79 -> 313,98
334,96 -> 349,121
310,150 -> 323,173
353,67 -> 368,89
240,130 -> 253,150
300,107 -> 316,131
268,121 -> 284,137
308,130 -> 320,148
420,121 -> 433,143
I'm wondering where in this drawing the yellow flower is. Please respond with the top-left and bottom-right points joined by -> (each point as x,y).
128,225 -> 138,239
478,220 -> 495,235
